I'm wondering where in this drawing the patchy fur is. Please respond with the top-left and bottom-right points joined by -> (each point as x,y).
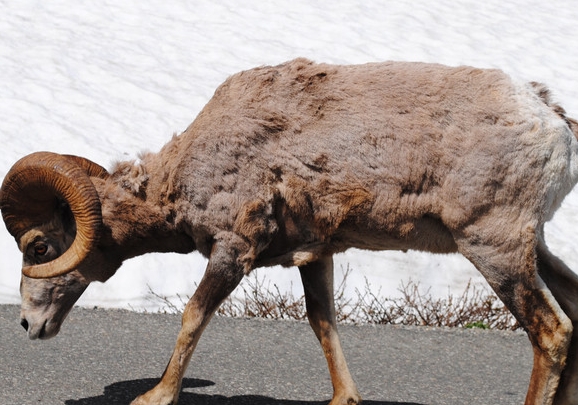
110,160 -> 149,198
5,59 -> 578,405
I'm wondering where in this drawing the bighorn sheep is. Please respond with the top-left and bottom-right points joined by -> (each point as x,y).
2,58 -> 578,405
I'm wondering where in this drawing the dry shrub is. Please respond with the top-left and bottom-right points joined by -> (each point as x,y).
354,278 -> 518,330
147,265 -> 519,330
217,276 -> 307,321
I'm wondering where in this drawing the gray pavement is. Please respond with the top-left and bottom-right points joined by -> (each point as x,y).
0,305 -> 532,405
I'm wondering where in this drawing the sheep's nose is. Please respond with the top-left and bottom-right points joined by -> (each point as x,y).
20,318 -> 29,331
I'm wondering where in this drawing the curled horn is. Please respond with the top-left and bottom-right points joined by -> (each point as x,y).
63,155 -> 109,180
0,152 -> 104,278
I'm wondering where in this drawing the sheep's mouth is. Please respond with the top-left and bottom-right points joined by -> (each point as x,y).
24,318 -> 61,340
25,319 -> 47,340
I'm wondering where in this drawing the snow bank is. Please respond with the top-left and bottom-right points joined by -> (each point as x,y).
1,0 -> 577,310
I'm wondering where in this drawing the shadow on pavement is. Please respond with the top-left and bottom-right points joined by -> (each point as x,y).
64,377 -> 425,405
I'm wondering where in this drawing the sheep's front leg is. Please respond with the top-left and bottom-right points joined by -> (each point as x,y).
299,256 -> 361,405
131,234 -> 246,405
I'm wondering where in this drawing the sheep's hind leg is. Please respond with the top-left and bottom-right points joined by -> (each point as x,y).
299,256 -> 361,405
457,228 -> 572,405
537,240 -> 578,405
130,234 -> 246,405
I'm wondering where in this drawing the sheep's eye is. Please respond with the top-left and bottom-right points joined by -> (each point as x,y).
34,243 -> 48,256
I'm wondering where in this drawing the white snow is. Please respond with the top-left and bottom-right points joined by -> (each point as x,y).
1,0 -> 577,311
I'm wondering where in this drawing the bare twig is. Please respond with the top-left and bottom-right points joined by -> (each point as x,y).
146,266 -> 519,330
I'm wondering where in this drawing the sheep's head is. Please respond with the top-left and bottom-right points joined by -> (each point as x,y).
0,152 -> 109,339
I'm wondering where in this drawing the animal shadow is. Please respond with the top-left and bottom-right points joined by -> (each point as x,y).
64,377 -> 424,405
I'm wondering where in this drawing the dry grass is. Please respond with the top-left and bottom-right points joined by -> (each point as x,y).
146,265 -> 519,330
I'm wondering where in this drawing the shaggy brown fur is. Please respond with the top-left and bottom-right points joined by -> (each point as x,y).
4,59 -> 578,405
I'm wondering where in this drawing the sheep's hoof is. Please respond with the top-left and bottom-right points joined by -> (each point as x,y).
130,389 -> 177,405
329,392 -> 362,405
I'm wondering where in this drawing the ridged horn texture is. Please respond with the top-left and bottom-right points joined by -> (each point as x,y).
62,155 -> 110,180
0,152 -> 104,278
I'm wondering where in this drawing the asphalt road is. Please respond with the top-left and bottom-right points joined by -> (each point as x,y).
0,304 -> 532,405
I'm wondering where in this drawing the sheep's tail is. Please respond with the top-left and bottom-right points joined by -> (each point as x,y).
531,81 -> 578,140
568,117 -> 578,141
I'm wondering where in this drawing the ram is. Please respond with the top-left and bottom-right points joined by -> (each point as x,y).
2,58 -> 578,405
